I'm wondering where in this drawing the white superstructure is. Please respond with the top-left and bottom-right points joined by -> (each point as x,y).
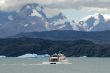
42,53 -> 71,64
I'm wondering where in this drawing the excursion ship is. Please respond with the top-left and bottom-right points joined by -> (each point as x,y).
42,53 -> 71,64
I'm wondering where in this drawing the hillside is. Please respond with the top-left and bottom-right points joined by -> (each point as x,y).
0,38 -> 110,57
14,30 -> 110,44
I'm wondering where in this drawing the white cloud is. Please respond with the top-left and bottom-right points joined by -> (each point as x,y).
87,7 -> 110,14
44,7 -> 61,18
0,0 -> 5,4
0,0 -> 110,13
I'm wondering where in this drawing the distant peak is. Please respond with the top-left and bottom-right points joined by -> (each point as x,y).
80,13 -> 104,21
24,3 -> 42,8
58,12 -> 64,16
57,12 -> 66,19
94,13 -> 101,16
20,3 -> 44,11
94,13 -> 103,17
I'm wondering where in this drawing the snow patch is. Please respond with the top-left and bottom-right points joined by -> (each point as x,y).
30,9 -> 42,17
26,5 -> 31,9
36,6 -> 42,11
58,25 -> 66,29
53,19 -> 67,26
103,14 -> 110,21
24,24 -> 29,27
32,22 -> 36,25
71,22 -> 79,31
80,13 -> 101,22
45,22 -> 50,30
80,13 -> 110,22
8,15 -> 13,21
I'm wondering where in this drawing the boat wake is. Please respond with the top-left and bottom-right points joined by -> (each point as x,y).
2,62 -> 71,66
2,63 -> 44,66
42,61 -> 71,65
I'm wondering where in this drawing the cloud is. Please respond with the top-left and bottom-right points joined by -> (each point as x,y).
87,7 -> 110,14
45,0 -> 110,9
0,0 -> 110,12
44,7 -> 62,18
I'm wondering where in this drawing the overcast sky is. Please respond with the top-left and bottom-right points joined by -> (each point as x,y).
0,0 -> 110,21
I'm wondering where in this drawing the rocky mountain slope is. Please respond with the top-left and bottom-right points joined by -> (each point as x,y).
0,3 -> 72,38
77,13 -> 110,31
1,3 -> 110,38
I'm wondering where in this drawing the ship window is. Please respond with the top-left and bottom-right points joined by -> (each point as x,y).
51,59 -> 58,62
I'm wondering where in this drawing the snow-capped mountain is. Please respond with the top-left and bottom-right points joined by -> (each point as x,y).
1,3 -> 110,38
47,13 -> 73,30
78,13 -> 110,31
0,3 -> 73,37
19,3 -> 46,18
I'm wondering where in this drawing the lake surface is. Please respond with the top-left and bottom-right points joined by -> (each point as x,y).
0,57 -> 110,73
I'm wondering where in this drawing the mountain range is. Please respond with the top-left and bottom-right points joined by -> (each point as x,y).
0,3 -> 72,38
1,3 -> 110,57
0,3 -> 110,38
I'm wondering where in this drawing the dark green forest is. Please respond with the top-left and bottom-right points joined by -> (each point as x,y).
0,38 -> 110,57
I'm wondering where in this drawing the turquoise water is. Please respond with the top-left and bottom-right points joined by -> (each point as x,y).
0,58 -> 110,73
